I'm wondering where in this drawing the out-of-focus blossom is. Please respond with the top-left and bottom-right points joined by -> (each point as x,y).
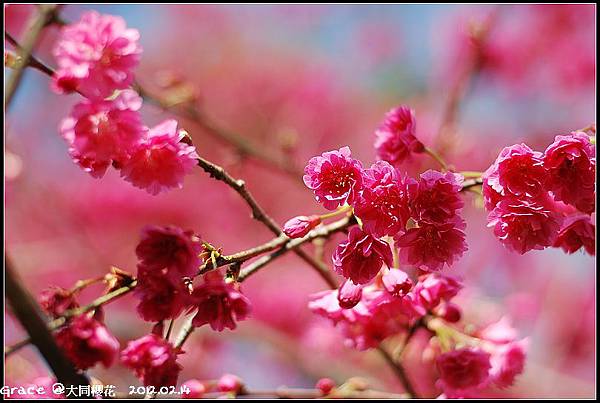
482,144 -> 547,202
381,268 -> 413,297
217,374 -> 243,393
121,334 -> 182,387
543,132 -> 596,214
55,314 -> 119,370
190,273 -> 252,331
337,279 -> 363,309
52,11 -> 142,99
283,215 -> 321,238
354,161 -> 411,237
478,316 -> 518,344
435,302 -> 462,323
59,90 -> 146,178
135,225 -> 202,280
332,227 -> 393,285
436,348 -> 492,393
121,120 -> 199,195
489,340 -> 528,388
39,287 -> 79,318
554,213 -> 595,255
487,198 -> 562,254
303,146 -> 364,210
395,218 -> 467,272
316,378 -> 336,395
408,170 -> 464,224
374,105 -> 424,166
181,379 -> 206,399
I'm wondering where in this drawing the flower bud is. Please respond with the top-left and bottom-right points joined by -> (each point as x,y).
382,268 -> 413,297
337,279 -> 363,309
283,215 -> 321,238
315,377 -> 335,395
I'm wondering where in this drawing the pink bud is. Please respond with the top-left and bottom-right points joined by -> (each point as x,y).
337,279 -> 363,309
182,379 -> 206,399
315,377 -> 336,395
436,302 -> 461,323
217,374 -> 243,394
382,268 -> 413,297
283,215 -> 321,238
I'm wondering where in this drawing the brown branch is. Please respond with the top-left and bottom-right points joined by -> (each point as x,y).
4,4 -> 59,109
5,255 -> 89,389
377,346 -> 418,398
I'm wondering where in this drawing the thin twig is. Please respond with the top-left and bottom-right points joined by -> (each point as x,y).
5,255 -> 89,389
4,4 -> 58,109
377,346 -> 418,398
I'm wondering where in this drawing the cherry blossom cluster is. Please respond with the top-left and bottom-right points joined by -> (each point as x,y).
52,11 -> 198,194
483,132 -> 595,255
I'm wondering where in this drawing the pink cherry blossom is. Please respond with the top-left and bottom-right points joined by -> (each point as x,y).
283,215 -> 321,238
217,374 -> 244,393
181,379 -> 206,399
353,161 -> 411,237
436,348 -> 492,393
395,218 -> 467,272
382,268 -> 413,297
337,279 -> 363,309
478,316 -> 518,344
120,119 -> 199,195
487,197 -> 562,254
409,170 -> 464,223
136,225 -> 202,280
332,227 -> 393,285
59,90 -> 146,178
190,272 -> 252,331
39,287 -> 79,318
482,144 -> 547,204
52,11 -> 142,99
411,273 -> 463,311
374,105 -> 424,166
121,334 -> 182,387
55,314 -> 119,370
303,146 -> 364,210
134,268 -> 191,322
543,132 -> 596,214
489,340 -> 528,388
554,213 -> 595,255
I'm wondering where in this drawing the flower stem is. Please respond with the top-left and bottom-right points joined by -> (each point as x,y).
459,170 -> 484,178
423,146 -> 449,171
319,205 -> 353,220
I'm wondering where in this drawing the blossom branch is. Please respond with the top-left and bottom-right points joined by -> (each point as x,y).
4,4 -> 59,109
377,346 -> 418,398
5,255 -> 89,389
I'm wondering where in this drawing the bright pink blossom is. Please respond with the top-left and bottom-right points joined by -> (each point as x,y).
60,90 -> 146,178
554,213 -> 595,255
354,161 -> 411,236
52,11 -> 141,99
409,170 -> 464,223
435,302 -> 462,323
182,379 -> 206,399
283,215 -> 321,238
121,334 -> 182,387
478,316 -> 518,344
382,268 -> 413,297
487,198 -> 562,254
136,225 -> 202,279
374,105 -> 424,166
395,218 -> 467,272
337,279 -> 363,309
332,227 -> 393,285
436,348 -> 491,393
543,132 -> 596,214
190,273 -> 252,331
39,287 -> 79,318
303,146 -> 364,210
121,119 -> 199,195
217,374 -> 243,393
55,314 -> 119,370
482,144 -> 547,207
411,273 -> 463,311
